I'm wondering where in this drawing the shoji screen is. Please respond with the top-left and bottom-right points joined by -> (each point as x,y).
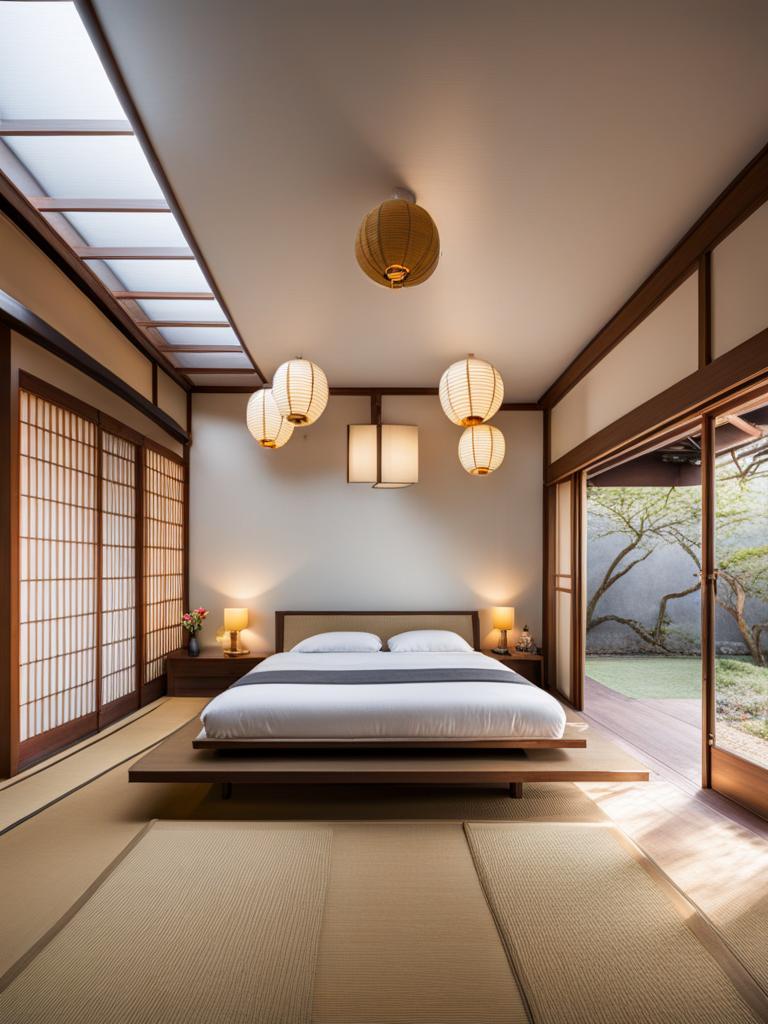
142,446 -> 185,690
19,390 -> 99,757
552,473 -> 585,707
100,430 -> 139,721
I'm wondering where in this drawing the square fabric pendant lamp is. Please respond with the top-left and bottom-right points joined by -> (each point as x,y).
347,424 -> 419,488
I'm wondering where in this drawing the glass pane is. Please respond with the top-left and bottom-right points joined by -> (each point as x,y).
171,351 -> 251,369
137,299 -> 225,322
0,3 -> 123,119
159,326 -> 239,347
58,212 -> 188,247
714,399 -> 768,769
88,259 -> 210,292
4,136 -> 163,199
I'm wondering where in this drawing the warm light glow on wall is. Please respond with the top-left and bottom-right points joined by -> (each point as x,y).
347,424 -> 419,488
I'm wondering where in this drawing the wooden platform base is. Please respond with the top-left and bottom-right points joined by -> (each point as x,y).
192,727 -> 588,751
129,719 -> 649,789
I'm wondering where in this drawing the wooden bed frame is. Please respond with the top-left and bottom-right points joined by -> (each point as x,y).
193,610 -> 586,752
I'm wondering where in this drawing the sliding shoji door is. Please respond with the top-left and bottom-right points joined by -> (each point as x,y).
99,427 -> 140,726
16,375 -> 187,768
142,444 -> 185,698
547,472 -> 586,707
18,388 -> 99,763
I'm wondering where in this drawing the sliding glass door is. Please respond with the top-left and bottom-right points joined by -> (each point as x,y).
708,396 -> 768,816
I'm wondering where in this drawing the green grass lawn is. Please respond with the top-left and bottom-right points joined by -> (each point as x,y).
585,656 -> 701,699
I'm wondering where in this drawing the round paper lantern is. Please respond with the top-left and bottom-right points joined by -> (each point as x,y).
439,356 -> 504,426
246,389 -> 293,448
355,198 -> 439,289
459,424 -> 506,476
272,358 -> 329,425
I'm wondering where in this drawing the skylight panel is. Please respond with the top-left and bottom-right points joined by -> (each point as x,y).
0,3 -> 123,119
137,299 -> 226,322
91,259 -> 211,292
3,136 -> 163,200
60,212 -> 188,247
171,352 -> 253,369
159,326 -> 239,346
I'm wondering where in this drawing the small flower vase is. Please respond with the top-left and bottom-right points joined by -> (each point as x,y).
188,634 -> 200,657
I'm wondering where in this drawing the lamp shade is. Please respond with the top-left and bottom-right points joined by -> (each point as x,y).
348,424 -> 419,488
224,607 -> 248,632
355,198 -> 439,289
459,424 -> 505,475
492,606 -> 515,631
439,356 -> 504,426
246,389 -> 293,448
272,358 -> 329,425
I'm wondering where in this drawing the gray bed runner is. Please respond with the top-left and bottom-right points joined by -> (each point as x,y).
231,668 -> 530,688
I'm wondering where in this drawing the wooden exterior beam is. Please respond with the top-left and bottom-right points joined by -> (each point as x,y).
32,197 -> 169,212
0,119 -> 133,136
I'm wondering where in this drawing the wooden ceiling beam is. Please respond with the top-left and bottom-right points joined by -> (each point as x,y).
114,291 -> 215,300
32,197 -> 169,212
75,245 -> 194,260
0,119 -> 133,136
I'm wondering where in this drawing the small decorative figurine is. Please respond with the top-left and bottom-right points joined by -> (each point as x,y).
515,625 -> 535,653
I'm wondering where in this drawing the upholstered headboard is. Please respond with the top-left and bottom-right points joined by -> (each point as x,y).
276,611 -> 480,652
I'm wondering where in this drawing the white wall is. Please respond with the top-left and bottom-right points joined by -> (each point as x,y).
712,197 -> 768,358
190,394 -> 543,651
550,273 -> 699,462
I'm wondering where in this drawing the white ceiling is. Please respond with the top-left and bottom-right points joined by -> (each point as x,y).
90,0 -> 768,399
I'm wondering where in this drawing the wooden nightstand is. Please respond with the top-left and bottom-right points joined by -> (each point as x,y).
166,648 -> 272,696
482,650 -> 544,686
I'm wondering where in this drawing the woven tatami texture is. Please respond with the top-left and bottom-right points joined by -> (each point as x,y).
0,821 -> 332,1024
465,822 -> 760,1024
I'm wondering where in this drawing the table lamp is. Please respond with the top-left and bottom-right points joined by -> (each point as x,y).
492,607 -> 515,655
223,607 -> 250,657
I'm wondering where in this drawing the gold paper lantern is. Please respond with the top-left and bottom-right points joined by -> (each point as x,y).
246,389 -> 293,448
459,424 -> 505,476
355,194 -> 439,289
439,355 -> 504,426
272,358 -> 329,425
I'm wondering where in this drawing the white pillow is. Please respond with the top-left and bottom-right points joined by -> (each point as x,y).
387,629 -> 473,653
291,631 -> 382,653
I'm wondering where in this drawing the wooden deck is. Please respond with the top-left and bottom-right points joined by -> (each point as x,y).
129,716 -> 649,788
584,677 -> 701,785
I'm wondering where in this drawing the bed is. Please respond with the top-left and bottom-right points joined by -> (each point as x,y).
193,611 -> 584,752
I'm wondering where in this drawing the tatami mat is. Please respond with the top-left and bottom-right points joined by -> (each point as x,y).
0,698 -> 205,834
466,822 -> 764,1024
0,821 -> 332,1024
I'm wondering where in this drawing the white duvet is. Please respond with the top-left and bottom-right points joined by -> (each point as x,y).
200,651 -> 567,740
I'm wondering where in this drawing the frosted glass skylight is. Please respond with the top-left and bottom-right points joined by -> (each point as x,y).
0,3 -> 123,119
0,1 -> 250,381
4,137 -> 164,200
172,352 -> 253,369
61,212 -> 188,247
138,299 -> 226,321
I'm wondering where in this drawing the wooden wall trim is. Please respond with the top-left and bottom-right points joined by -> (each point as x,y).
191,383 -> 542,408
1,289 -> 189,446
0,326 -> 14,776
700,414 -> 716,789
546,324 -> 768,483
539,140 -> 768,410
698,251 -> 712,368
0,173 -> 190,391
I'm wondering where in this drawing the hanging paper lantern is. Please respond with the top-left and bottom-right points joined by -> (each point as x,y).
355,197 -> 439,289
439,356 -> 504,426
459,424 -> 505,475
272,358 -> 329,425
246,389 -> 294,448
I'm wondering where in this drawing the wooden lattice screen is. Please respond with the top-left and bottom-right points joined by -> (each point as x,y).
19,390 -> 99,750
17,379 -> 186,767
142,446 -> 185,687
100,431 -> 138,711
